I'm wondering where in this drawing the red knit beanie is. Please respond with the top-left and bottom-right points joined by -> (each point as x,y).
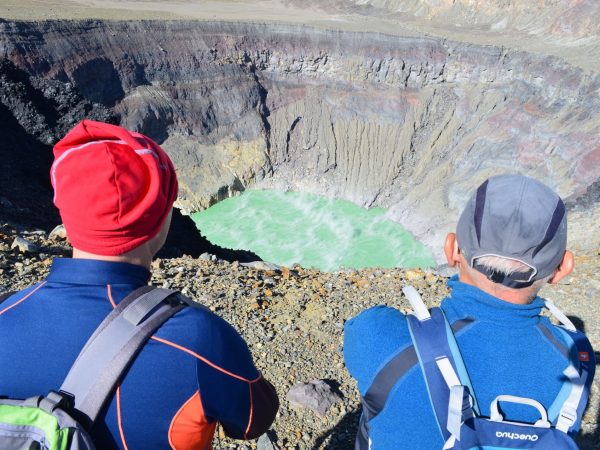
51,120 -> 178,255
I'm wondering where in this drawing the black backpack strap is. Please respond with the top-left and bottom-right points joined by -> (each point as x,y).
60,286 -> 186,426
174,292 -> 211,312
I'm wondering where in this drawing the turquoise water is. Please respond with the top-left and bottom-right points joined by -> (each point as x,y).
192,190 -> 435,272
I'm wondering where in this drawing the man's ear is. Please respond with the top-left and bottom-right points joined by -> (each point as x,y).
548,250 -> 575,284
444,233 -> 460,267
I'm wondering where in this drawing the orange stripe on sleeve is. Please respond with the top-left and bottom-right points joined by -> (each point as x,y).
168,390 -> 216,450
116,385 -> 130,450
106,284 -> 117,308
0,282 -> 46,316
243,383 -> 254,439
150,336 -> 261,383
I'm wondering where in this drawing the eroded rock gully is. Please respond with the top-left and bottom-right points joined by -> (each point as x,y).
0,20 -> 598,259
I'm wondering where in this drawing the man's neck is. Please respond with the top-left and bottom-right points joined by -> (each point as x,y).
459,271 -> 536,305
72,247 -> 153,271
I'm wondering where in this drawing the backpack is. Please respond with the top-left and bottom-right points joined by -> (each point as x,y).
0,285 -> 186,450
403,285 -> 595,450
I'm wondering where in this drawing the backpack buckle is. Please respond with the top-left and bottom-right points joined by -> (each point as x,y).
46,390 -> 75,410
36,391 -> 72,414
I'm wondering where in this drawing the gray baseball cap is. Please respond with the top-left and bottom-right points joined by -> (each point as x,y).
456,174 -> 567,288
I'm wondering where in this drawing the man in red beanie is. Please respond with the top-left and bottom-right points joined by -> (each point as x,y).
0,120 -> 279,449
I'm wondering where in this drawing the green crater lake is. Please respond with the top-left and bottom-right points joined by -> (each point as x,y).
192,190 -> 435,272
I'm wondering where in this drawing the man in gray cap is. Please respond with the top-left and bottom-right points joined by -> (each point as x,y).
344,174 -> 591,449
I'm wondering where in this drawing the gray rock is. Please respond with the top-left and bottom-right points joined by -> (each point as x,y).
431,264 -> 457,278
199,252 -> 214,261
241,261 -> 282,271
49,224 -> 67,240
11,237 -> 38,253
25,230 -> 46,236
286,379 -> 343,416
257,433 -> 279,450
263,276 -> 276,286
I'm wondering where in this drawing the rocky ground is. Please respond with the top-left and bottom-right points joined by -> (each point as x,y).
1,221 -> 598,449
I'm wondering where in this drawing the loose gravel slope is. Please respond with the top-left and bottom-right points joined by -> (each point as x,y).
1,223 -> 598,449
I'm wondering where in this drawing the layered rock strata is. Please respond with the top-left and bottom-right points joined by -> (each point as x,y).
0,20 -> 598,259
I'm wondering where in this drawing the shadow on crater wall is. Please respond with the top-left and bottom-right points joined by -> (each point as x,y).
158,207 -> 262,263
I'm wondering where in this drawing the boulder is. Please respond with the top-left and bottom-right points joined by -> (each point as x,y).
286,379 -> 342,416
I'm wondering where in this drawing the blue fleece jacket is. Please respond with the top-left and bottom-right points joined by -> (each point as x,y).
344,276 -> 581,449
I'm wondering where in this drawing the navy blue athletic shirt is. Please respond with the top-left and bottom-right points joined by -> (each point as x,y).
0,258 -> 278,449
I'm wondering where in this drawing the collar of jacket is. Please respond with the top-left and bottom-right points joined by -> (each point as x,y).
441,275 -> 545,327
47,257 -> 151,286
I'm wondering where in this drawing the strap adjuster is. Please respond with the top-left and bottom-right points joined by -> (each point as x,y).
559,408 -> 577,427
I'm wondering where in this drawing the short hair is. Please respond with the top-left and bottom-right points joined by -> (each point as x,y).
473,255 -> 532,277
474,255 -> 553,289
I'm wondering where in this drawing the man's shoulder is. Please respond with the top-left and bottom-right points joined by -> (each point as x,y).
154,292 -> 259,379
344,305 -> 412,354
0,283 -> 45,311
162,293 -> 243,341
536,314 -> 584,361
344,305 -> 413,394
345,305 -> 408,333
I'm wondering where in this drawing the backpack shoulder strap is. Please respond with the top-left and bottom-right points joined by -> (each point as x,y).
60,285 -> 186,427
543,300 -> 596,434
354,288 -> 477,450
174,292 -> 212,313
404,286 -> 479,442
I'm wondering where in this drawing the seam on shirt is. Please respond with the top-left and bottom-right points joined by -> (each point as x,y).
535,322 -> 570,361
243,383 -> 254,439
116,385 -> 129,450
150,335 -> 261,383
0,282 -> 46,316
107,284 -> 117,308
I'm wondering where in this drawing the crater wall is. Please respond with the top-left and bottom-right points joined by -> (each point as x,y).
0,20 -> 598,259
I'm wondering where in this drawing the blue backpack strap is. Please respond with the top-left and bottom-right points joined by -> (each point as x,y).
354,316 -> 476,450
554,327 -> 595,434
543,300 -> 596,434
404,286 -> 479,442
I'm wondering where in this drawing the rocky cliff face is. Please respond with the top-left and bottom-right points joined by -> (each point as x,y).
287,0 -> 600,42
0,20 -> 598,259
